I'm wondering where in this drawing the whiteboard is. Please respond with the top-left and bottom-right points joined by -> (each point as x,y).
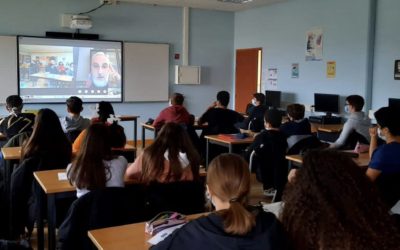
0,36 -> 18,104
124,43 -> 169,102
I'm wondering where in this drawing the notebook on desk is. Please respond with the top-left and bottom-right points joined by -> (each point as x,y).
218,133 -> 248,140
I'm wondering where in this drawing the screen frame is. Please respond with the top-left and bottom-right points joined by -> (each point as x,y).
388,98 -> 400,110
17,35 -> 124,104
314,93 -> 340,114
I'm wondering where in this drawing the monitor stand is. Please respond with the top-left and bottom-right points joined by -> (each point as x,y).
309,113 -> 341,124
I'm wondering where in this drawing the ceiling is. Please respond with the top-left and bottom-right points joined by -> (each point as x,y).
118,0 -> 286,12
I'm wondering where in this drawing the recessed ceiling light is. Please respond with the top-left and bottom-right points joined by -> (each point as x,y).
217,0 -> 254,4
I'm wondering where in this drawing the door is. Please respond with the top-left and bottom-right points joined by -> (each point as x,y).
235,48 -> 262,113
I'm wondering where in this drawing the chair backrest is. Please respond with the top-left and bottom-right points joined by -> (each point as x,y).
376,173 -> 400,208
57,186 -> 148,250
287,135 -> 323,155
341,130 -> 369,150
145,181 -> 206,218
65,129 -> 82,144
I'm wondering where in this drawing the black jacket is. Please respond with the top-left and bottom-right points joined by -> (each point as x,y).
151,208 -> 291,250
240,105 -> 267,132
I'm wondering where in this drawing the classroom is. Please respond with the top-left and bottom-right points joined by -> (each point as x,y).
1,0 -> 400,249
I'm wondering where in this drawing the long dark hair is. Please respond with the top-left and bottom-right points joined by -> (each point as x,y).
67,123 -> 113,189
207,154 -> 255,235
141,123 -> 200,184
281,149 -> 400,250
22,108 -> 71,162
97,101 -> 115,123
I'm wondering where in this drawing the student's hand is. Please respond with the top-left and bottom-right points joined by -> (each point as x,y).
288,169 -> 298,183
369,126 -> 378,138
108,64 -> 121,82
207,101 -> 217,110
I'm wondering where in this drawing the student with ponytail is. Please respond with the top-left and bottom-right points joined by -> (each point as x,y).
151,153 -> 290,250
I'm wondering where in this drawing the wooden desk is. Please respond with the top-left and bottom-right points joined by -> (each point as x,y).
141,123 -> 157,149
204,134 -> 254,168
286,151 -> 370,167
33,169 -> 76,250
1,144 -> 135,162
141,122 -> 206,149
118,115 -> 140,148
311,123 -> 343,133
88,213 -> 206,250
1,146 -> 21,160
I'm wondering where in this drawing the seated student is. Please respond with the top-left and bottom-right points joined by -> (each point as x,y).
60,96 -> 90,134
240,93 -> 267,133
11,108 -> 71,238
72,101 -> 126,154
0,95 -> 35,140
198,90 -> 244,136
280,103 -> 311,137
367,107 -> 400,207
125,122 -> 200,184
151,153 -> 290,250
152,92 -> 193,130
67,123 -> 128,198
245,109 -> 287,200
280,103 -> 313,150
281,150 -> 400,249
329,95 -> 370,149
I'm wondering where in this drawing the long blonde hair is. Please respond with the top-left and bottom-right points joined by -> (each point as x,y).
207,153 -> 255,235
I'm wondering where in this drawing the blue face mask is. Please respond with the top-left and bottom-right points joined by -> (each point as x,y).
344,105 -> 350,113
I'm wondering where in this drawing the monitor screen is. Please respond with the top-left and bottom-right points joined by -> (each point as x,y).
314,93 -> 339,114
388,98 -> 400,111
265,90 -> 281,108
18,36 -> 123,103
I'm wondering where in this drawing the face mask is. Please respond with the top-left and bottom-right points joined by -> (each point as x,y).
377,128 -> 386,141
344,105 -> 350,113
169,99 -> 173,107
251,99 -> 257,106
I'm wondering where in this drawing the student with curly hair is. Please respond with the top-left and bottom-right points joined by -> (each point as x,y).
281,150 -> 400,250
151,153 -> 290,250
125,122 -> 200,184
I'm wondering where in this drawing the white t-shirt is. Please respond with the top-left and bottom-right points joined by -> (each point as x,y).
67,155 -> 128,198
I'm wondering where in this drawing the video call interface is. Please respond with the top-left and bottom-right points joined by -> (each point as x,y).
18,36 -> 123,103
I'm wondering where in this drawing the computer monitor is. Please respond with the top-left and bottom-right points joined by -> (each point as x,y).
314,93 -> 339,116
265,90 -> 281,108
388,98 -> 400,111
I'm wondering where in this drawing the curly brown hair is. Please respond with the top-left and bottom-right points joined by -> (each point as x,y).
281,149 -> 400,250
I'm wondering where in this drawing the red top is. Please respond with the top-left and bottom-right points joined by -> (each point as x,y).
153,105 -> 191,130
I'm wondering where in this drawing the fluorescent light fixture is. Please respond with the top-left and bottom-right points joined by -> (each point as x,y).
217,0 -> 253,4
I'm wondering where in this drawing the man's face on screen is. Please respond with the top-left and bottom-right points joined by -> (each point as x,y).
91,53 -> 110,87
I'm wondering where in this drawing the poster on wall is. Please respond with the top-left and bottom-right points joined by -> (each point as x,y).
327,61 -> 336,78
266,68 -> 278,89
291,63 -> 299,78
305,27 -> 323,61
395,60 -> 400,80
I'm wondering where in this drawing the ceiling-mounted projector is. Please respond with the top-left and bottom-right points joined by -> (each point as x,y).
70,15 -> 92,30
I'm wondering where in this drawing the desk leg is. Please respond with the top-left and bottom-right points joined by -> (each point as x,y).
206,139 -> 209,169
142,126 -> 146,149
228,144 -> 233,154
35,185 -> 44,250
47,194 -> 56,250
134,119 -> 137,149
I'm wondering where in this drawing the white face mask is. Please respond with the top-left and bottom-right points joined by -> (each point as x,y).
169,99 -> 173,107
377,127 -> 386,141
251,99 -> 257,106
344,105 -> 350,113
